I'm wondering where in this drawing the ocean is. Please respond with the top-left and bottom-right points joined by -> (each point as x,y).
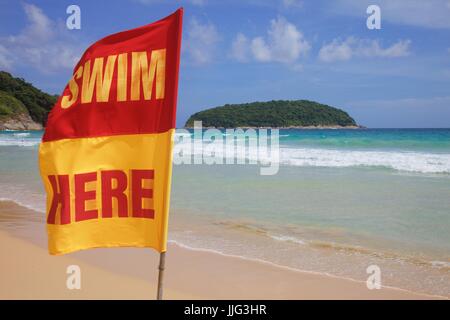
0,128 -> 449,297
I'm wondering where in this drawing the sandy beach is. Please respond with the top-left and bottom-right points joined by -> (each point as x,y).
0,201 -> 441,300
1,0 -> 450,303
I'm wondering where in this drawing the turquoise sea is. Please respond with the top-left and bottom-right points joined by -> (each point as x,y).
0,128 -> 449,297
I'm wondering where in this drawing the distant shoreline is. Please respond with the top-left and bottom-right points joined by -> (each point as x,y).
6,127 -> 450,132
184,125 -> 364,130
0,126 -> 364,132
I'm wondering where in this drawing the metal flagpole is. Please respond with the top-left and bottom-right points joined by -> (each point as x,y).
156,252 -> 166,300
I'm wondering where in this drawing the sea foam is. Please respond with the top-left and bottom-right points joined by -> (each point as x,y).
0,138 -> 40,147
174,135 -> 450,174
279,147 -> 450,174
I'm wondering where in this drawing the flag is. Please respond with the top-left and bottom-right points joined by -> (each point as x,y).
39,9 -> 183,255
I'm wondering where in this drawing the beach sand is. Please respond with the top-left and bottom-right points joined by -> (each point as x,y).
0,201 -> 441,300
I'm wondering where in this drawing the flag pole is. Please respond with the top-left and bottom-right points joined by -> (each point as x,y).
156,251 -> 166,300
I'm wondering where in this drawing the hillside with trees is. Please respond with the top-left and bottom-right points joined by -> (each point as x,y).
0,71 -> 57,130
185,100 -> 359,128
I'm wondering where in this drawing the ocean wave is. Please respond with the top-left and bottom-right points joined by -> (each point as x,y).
213,221 -> 268,235
174,137 -> 450,174
0,131 -> 40,147
176,219 -> 450,274
280,147 -> 450,174
166,239 -> 341,278
0,197 -> 44,213
168,238 -> 448,299
12,132 -> 31,137
0,138 -> 40,147
431,261 -> 450,269
269,234 -> 306,245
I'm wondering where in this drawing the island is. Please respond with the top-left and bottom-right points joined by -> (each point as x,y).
0,71 -> 57,130
185,100 -> 359,128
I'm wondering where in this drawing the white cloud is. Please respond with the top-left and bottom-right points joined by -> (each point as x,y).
231,16 -> 310,66
319,37 -> 411,62
230,33 -> 250,62
332,0 -> 450,29
0,45 -> 13,69
373,40 -> 411,57
0,3 -> 82,73
251,37 -> 272,62
184,18 -> 219,65
318,38 -> 353,62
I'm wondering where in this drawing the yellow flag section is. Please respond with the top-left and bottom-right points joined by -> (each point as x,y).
39,130 -> 174,254
39,9 -> 183,255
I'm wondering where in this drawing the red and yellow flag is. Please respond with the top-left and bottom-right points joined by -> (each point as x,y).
39,9 -> 183,255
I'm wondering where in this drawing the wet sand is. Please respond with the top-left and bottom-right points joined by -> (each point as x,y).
0,200 -> 442,300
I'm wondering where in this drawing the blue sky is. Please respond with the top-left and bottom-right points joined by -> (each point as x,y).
1,0 -> 450,128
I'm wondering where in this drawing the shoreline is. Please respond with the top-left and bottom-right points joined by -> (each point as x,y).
0,200 -> 445,300
169,239 -> 448,300
1,125 -> 364,132
183,125 -> 363,130
0,229 -> 442,300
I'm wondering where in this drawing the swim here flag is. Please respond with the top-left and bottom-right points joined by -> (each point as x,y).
39,9 -> 183,255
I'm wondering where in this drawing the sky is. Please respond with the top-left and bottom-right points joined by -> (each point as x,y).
0,0 -> 450,128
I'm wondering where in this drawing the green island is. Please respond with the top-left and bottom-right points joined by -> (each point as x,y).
185,100 -> 359,128
0,71 -> 57,130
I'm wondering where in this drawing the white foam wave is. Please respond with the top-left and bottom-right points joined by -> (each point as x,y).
0,131 -> 40,146
280,147 -> 450,174
431,261 -> 450,268
0,197 -> 44,213
269,234 -> 306,245
12,132 -> 31,137
0,138 -> 40,147
173,138 -> 450,174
